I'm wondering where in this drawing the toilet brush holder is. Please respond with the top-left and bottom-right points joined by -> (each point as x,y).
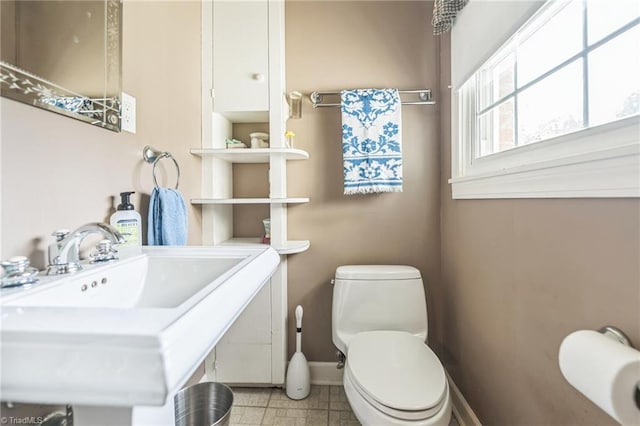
286,305 -> 310,399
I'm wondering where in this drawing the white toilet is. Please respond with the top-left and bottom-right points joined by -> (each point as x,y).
332,265 -> 451,425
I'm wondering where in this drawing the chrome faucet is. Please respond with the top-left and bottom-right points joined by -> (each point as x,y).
47,222 -> 125,275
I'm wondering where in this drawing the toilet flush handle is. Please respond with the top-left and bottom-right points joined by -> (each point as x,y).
336,350 -> 345,369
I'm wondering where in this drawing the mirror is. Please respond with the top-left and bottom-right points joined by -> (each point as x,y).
0,0 -> 122,131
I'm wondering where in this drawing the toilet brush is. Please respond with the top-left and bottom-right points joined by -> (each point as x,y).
286,305 -> 310,400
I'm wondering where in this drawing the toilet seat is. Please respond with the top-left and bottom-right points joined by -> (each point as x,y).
346,331 -> 447,421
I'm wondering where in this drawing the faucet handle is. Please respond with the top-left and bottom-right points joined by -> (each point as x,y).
52,229 -> 70,242
1,256 -> 39,289
90,239 -> 119,263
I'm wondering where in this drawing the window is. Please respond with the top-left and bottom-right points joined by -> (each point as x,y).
451,0 -> 640,199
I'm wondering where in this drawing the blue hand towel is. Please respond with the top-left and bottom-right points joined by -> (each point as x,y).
148,187 -> 188,245
341,88 -> 403,195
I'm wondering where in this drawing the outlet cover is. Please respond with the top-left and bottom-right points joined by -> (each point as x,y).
121,92 -> 136,133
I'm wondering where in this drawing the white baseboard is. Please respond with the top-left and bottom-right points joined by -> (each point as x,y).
447,372 -> 481,426
309,361 -> 343,386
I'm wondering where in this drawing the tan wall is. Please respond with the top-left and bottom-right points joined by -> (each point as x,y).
1,1 -> 202,262
233,122 -> 270,238
438,33 -> 640,425
274,1 -> 441,361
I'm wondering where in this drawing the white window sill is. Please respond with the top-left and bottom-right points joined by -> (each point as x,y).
450,117 -> 640,199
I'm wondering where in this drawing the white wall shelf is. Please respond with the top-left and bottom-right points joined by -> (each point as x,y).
191,197 -> 309,205
219,237 -> 310,254
274,240 -> 311,254
191,148 -> 309,163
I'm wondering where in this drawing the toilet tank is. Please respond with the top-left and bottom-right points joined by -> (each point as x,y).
332,265 -> 428,354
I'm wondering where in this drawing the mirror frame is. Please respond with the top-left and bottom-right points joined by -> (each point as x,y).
0,0 -> 122,132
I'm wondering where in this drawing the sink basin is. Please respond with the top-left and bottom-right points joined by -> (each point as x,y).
0,245 -> 279,409
4,253 -> 245,309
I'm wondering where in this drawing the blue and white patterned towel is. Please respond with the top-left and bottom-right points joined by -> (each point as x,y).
341,88 -> 402,195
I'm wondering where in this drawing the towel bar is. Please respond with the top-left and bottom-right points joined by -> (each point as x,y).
310,89 -> 436,108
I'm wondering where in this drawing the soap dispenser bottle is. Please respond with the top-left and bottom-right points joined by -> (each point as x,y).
110,191 -> 142,248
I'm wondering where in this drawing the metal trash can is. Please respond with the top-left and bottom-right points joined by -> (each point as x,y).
174,382 -> 234,426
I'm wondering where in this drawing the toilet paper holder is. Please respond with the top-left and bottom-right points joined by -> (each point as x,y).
599,326 -> 632,347
560,325 -> 640,419
598,326 -> 640,412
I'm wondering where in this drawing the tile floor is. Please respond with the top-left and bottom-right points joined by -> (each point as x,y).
229,385 -> 460,426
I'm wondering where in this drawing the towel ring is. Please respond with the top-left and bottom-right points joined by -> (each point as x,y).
143,145 -> 180,190
152,153 -> 180,189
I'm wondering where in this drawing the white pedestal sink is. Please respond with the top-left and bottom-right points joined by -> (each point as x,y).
0,245 -> 280,425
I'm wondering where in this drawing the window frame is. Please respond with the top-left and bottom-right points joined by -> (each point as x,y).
450,0 -> 640,199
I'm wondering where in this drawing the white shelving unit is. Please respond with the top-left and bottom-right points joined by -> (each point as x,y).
197,0 -> 306,387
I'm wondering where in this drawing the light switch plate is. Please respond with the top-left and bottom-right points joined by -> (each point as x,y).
121,92 -> 136,133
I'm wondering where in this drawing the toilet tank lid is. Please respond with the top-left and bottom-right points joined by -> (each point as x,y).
335,265 -> 421,280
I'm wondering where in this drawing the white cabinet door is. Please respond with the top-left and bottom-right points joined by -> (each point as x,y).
209,281 -> 272,383
214,343 -> 272,384
213,0 -> 269,114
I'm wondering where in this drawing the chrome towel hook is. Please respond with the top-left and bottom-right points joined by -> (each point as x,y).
142,145 -> 180,190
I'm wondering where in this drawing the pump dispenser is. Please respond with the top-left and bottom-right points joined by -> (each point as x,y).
110,191 -> 142,248
117,191 -> 135,211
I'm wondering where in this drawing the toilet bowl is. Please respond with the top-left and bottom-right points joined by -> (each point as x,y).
343,331 -> 451,425
332,265 -> 451,425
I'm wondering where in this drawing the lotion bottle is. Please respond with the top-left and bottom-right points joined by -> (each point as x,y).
110,191 -> 142,248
